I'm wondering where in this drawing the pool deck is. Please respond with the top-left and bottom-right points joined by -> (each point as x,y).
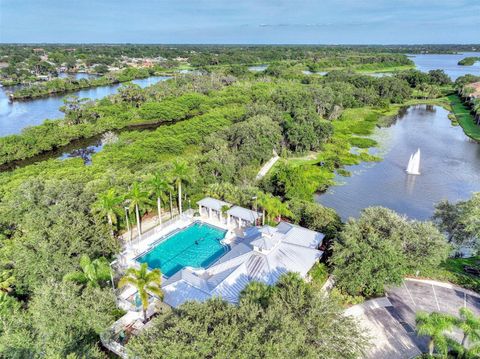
106,211 -> 243,358
113,209 -> 239,279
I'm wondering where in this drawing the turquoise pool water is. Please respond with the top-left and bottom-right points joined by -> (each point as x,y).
136,222 -> 228,277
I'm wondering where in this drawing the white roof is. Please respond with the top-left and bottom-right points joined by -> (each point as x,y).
163,221 -> 324,308
196,197 -> 231,211
227,206 -> 262,222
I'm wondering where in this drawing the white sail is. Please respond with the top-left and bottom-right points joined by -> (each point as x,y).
406,149 -> 421,175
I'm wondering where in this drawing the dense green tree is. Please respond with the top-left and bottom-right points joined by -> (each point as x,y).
0,281 -> 116,358
0,179 -> 116,296
288,199 -> 342,239
226,115 -> 283,166
118,83 -> 146,107
331,207 -> 449,296
63,255 -> 112,288
92,188 -> 123,237
126,273 -> 368,359
433,193 -> 480,249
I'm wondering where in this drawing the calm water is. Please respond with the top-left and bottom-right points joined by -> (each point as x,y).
0,76 -> 170,136
317,105 -> 480,221
410,52 -> 480,80
248,64 -> 268,72
137,222 -> 228,277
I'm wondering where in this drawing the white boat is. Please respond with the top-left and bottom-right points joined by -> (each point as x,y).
406,148 -> 421,175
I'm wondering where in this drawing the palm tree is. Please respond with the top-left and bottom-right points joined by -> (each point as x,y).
127,182 -> 151,238
63,255 -> 111,288
456,307 -> 480,348
147,173 -> 172,227
257,192 -> 268,225
257,192 -> 292,225
416,311 -> 456,356
93,188 -> 123,237
118,263 -> 163,323
170,160 -> 192,215
239,281 -> 274,309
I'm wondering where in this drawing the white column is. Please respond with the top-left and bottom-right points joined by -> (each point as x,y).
227,214 -> 230,226
239,218 -> 243,228
208,208 -> 212,219
198,205 -> 201,216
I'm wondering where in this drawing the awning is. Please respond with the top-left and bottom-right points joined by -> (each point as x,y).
196,197 -> 231,211
227,206 -> 262,223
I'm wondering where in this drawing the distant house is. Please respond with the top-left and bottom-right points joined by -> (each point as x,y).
162,221 -> 324,307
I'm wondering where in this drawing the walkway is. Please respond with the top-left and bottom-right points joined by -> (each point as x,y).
255,152 -> 280,180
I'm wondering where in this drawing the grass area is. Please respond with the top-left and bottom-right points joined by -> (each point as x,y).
279,106 -> 391,195
354,64 -> 415,74
424,256 -> 480,293
287,106 -> 396,169
447,94 -> 480,142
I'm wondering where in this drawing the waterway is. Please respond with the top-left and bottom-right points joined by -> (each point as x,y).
0,75 -> 170,137
316,105 -> 480,220
410,52 -> 480,80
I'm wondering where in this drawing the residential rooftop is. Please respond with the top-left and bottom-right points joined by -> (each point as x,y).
163,220 -> 324,307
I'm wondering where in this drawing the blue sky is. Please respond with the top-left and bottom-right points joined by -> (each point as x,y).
1,0 -> 479,44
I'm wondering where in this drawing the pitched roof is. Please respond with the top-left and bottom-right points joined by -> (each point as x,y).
163,221 -> 324,308
227,206 -> 262,222
196,197 -> 231,211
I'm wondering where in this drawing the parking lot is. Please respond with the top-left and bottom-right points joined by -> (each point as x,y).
348,278 -> 480,359
387,278 -> 480,328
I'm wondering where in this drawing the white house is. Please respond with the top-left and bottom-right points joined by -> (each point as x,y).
162,221 -> 324,307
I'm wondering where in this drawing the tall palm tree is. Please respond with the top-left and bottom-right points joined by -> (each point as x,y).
416,311 -> 456,356
147,173 -> 172,227
256,192 -> 268,225
93,188 -> 123,237
63,255 -> 111,288
257,193 -> 292,225
127,182 -> 151,238
170,160 -> 192,215
118,263 -> 163,323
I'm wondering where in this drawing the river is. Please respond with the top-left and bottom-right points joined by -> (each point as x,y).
409,52 -> 480,80
0,75 -> 170,137
316,105 -> 480,220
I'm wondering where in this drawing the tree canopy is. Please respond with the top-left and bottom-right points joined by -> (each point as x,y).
127,273 -> 369,359
331,207 -> 450,296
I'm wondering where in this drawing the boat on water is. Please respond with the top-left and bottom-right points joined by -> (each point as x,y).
406,148 -> 421,175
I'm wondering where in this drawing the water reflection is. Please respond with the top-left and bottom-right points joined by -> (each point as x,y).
317,105 -> 480,220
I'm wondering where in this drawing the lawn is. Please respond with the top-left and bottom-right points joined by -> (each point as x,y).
426,256 -> 480,293
447,94 -> 480,142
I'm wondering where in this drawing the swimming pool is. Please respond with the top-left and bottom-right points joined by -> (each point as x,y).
136,222 -> 228,277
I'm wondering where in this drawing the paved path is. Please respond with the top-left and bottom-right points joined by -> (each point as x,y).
255,154 -> 280,180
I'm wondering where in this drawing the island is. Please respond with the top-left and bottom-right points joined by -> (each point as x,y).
458,56 -> 480,66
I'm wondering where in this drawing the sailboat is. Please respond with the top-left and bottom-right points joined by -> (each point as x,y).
406,148 -> 421,175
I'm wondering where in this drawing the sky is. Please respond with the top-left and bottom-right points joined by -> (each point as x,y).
1,0 -> 480,44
